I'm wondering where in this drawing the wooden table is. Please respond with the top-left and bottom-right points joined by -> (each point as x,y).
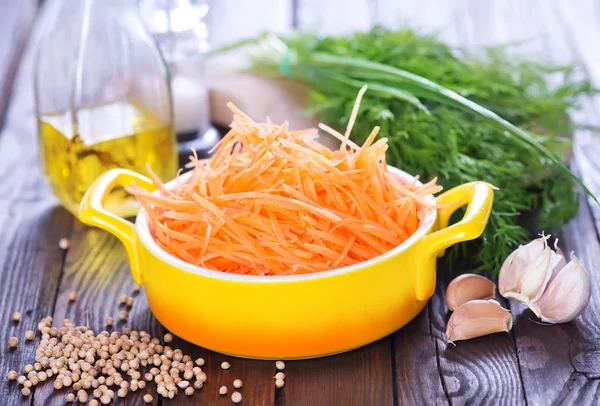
1,1 -> 600,405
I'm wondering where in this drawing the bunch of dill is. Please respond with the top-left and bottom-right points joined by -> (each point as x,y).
238,27 -> 598,275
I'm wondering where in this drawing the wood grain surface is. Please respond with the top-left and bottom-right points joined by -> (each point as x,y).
0,0 -> 599,405
0,0 -> 36,126
393,305 -> 448,405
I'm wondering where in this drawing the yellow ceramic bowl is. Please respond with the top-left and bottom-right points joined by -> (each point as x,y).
79,167 -> 493,359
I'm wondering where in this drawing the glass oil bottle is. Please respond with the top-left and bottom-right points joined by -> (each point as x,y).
35,0 -> 178,216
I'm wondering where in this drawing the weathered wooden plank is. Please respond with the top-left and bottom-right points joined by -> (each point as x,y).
271,4 -> 396,405
207,0 -> 293,66
430,276 -> 526,405
548,0 -> 600,236
507,189 -> 600,406
452,4 -> 560,405
452,2 -> 600,405
559,190 -> 600,378
0,0 -> 36,126
0,202 -> 73,406
394,304 -> 449,405
414,3 -> 531,404
0,2 -> 77,406
164,347 -> 275,406
297,0 -> 373,35
32,220 -> 275,405
373,0 -> 461,45
278,338 -> 395,406
554,373 -> 600,405
366,7 -> 459,404
458,0 -> 546,54
31,224 -> 162,405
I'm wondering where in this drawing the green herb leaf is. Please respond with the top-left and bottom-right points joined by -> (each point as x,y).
225,27 -> 598,275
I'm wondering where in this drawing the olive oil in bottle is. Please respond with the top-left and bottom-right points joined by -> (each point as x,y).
34,0 -> 176,217
39,101 -> 177,216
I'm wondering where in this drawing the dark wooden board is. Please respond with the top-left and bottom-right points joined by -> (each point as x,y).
545,0 -> 600,236
33,221 -> 276,406
453,2 -> 600,404
0,0 -> 600,405
31,224 -> 162,405
0,3 -> 75,405
163,344 -> 275,406
559,190 -> 600,378
394,305 -> 449,406
430,278 -> 526,405
508,190 -> 600,406
0,202 -> 73,406
0,0 -> 36,127
278,338 -> 395,406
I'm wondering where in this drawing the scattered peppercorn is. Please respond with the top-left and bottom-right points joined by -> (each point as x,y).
163,333 -> 173,343
12,312 -> 21,322
8,337 -> 18,348
219,385 -> 228,395
6,315 -> 241,402
221,361 -> 230,370
68,291 -> 77,302
143,394 -> 153,403
59,238 -> 70,250
25,330 -> 34,341
275,378 -> 285,388
119,310 -> 128,321
106,317 -> 114,326
232,391 -> 242,403
275,361 -> 285,370
234,379 -> 243,388
78,389 -> 88,403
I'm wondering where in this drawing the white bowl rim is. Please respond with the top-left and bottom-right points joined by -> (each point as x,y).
134,166 -> 438,283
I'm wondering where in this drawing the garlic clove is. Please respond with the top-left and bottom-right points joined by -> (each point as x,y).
498,237 -> 545,298
546,239 -> 567,287
523,249 -> 563,302
499,235 -> 559,303
528,254 -> 591,324
446,299 -> 513,343
445,274 -> 496,311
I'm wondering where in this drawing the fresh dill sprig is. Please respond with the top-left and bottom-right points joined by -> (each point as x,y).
236,27 -> 598,275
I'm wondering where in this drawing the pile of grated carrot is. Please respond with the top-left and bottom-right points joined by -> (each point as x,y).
127,87 -> 442,275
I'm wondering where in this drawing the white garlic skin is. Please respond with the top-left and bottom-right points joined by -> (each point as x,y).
445,274 -> 496,311
446,299 -> 513,343
499,236 -> 561,303
529,254 -> 591,324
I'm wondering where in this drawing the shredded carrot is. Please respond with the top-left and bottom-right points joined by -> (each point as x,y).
127,86 -> 443,275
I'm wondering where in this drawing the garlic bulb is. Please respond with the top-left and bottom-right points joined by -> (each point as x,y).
446,274 -> 496,311
498,235 -> 562,303
529,254 -> 591,323
498,235 -> 591,324
446,299 -> 513,343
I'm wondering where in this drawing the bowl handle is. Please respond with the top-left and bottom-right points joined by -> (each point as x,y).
415,182 -> 495,301
78,169 -> 155,284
